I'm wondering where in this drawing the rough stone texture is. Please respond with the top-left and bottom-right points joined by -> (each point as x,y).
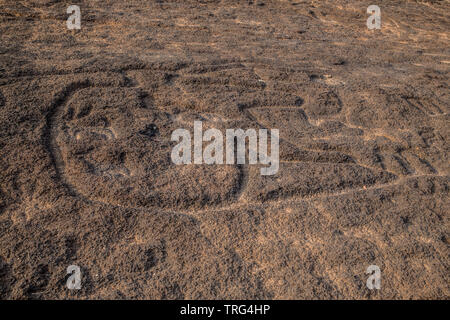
0,0 -> 448,299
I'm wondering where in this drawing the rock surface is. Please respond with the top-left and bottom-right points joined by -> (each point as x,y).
0,0 -> 448,299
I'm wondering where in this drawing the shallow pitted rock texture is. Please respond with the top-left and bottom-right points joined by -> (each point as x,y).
0,0 -> 449,299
